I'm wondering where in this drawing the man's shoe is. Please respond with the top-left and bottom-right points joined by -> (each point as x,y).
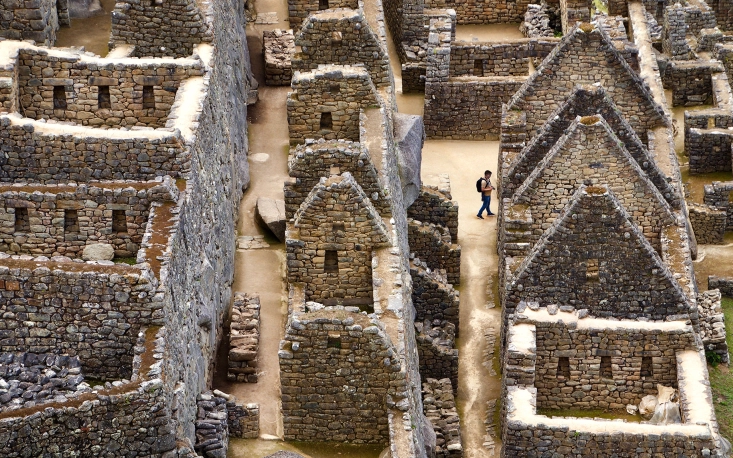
487,212 -> 495,216
477,215 -> 484,219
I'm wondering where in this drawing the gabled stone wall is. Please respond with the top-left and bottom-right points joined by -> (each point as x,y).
110,0 -> 212,57
287,65 -> 380,145
15,48 -> 204,128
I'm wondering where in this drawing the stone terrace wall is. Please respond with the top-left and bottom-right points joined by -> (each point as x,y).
0,181 -> 176,258
425,0 -> 530,24
292,9 -> 391,87
285,139 -> 390,219
689,202 -> 727,244
410,258 -> 460,329
287,0 -> 359,30
407,186 -> 458,243
703,180 -> 733,226
0,117 -> 188,183
0,0 -> 63,46
0,262 -> 159,379
110,0 -> 212,58
532,318 -> 696,410
279,310 -> 405,443
709,275 -> 733,297
15,49 -> 204,128
287,66 -> 379,145
407,219 -> 460,285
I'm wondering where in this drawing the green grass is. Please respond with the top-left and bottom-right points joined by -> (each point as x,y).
113,257 -> 137,265
592,0 -> 609,14
710,297 -> 733,441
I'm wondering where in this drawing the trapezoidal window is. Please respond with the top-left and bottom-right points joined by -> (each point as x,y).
320,112 -> 333,130
142,86 -> 155,109
474,60 -> 485,77
318,0 -> 328,9
53,86 -> 67,109
600,356 -> 613,379
327,335 -> 341,348
112,210 -> 127,233
324,250 -> 339,273
557,356 -> 570,379
14,208 -> 29,232
98,86 -> 111,109
641,356 -> 653,378
64,210 -> 79,233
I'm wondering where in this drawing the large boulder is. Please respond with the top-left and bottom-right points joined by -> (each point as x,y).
82,243 -> 115,261
255,197 -> 286,242
394,113 -> 424,208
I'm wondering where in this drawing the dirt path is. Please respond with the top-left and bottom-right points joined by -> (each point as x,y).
421,140 -> 503,458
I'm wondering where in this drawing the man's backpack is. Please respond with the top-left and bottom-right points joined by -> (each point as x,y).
476,177 -> 484,193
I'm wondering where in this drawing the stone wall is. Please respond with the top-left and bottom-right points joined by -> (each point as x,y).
0,261 -> 159,379
703,180 -> 733,226
416,320 -> 458,390
0,117 -> 189,183
287,173 -> 391,304
110,0 -> 212,58
292,9 -> 391,87
560,0 -> 591,34
227,294 -> 260,383
226,401 -> 259,439
194,393 -> 229,458
15,48 -> 204,128
264,29 -> 295,86
711,0 -> 733,30
279,309 -> 405,443
422,378 -> 462,457
407,219 -> 460,285
287,0 -> 359,30
698,289 -> 729,363
0,181 -> 176,258
532,318 -> 696,409
709,275 -> 733,297
689,202 -> 727,244
424,0 -> 530,24
407,186 -> 458,243
287,66 -> 379,145
662,60 -> 721,106
410,258 -> 460,329
0,0 -> 66,46
686,127 -> 733,173
663,3 -> 695,59
285,139 -> 390,219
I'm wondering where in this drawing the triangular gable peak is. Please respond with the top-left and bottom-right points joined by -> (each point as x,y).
511,115 -> 676,251
504,23 -> 667,136
294,172 -> 391,247
503,85 -> 678,207
505,185 -> 690,322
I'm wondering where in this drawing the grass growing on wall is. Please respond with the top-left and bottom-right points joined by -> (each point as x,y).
709,297 -> 733,441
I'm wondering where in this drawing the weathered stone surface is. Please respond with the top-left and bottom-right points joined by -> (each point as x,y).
81,243 -> 115,261
394,113 -> 424,207
255,197 -> 286,242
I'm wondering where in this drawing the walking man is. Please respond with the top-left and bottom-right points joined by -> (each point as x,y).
477,170 -> 494,219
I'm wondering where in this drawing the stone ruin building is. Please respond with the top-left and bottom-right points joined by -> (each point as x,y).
0,0 -> 733,454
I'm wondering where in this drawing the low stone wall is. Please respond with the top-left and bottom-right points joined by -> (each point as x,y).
15,48 -> 204,128
0,117 -> 189,183
686,127 -> 733,174
410,258 -> 460,329
416,320 -> 458,391
661,59 -> 721,106
264,30 -> 295,86
226,401 -> 259,439
0,261 -> 160,379
698,289 -> 729,363
710,275 -> 733,297
422,378 -> 462,457
407,219 -> 461,285
689,202 -> 727,244
0,181 -> 176,258
407,186 -> 458,243
425,0 -> 530,24
697,28 -> 733,53
279,309 -> 406,443
227,294 -> 260,383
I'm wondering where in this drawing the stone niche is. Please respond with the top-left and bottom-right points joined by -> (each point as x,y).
502,306 -> 721,457
0,178 -> 178,259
